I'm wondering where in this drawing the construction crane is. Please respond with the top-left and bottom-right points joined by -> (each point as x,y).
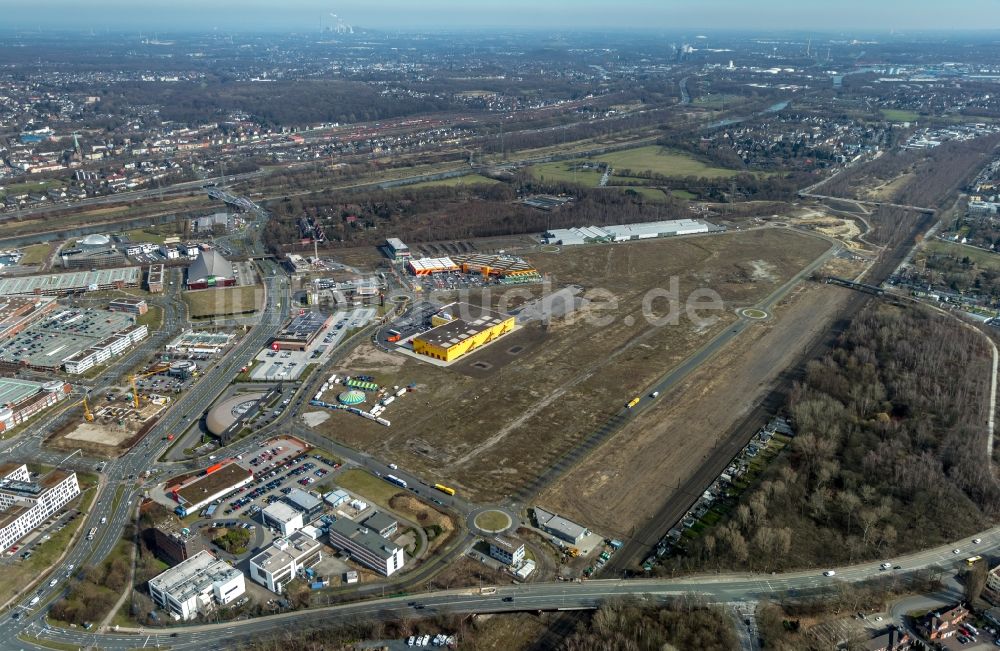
129,364 -> 170,409
81,396 -> 95,422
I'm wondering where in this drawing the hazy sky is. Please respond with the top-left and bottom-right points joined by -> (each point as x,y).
4,0 -> 1000,32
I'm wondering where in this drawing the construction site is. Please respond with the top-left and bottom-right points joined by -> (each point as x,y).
46,362 -> 182,455
311,227 -> 835,518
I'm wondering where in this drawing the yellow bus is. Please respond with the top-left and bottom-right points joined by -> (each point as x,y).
434,483 -> 456,496
966,555 -> 983,566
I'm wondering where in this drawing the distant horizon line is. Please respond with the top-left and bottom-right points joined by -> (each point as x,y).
1,26 -> 1000,36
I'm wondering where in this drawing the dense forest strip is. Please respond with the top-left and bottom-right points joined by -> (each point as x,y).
668,301 -> 997,572
604,206 -> 932,574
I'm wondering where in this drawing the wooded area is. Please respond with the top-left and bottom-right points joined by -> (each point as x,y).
673,302 -> 998,572
820,133 -> 1000,208
557,597 -> 738,651
263,180 -> 686,254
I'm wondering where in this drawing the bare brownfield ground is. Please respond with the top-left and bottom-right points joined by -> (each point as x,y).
537,276 -> 857,540
312,229 -> 830,502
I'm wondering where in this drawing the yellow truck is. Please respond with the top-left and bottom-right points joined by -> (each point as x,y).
627,397 -> 641,408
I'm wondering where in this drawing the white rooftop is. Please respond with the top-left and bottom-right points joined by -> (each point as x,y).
147,550 -> 239,602
262,501 -> 301,524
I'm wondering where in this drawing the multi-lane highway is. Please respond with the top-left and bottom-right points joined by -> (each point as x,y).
8,526 -> 999,651
0,203 -> 292,648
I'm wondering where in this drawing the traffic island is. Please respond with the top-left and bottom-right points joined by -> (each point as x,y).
473,510 -> 512,534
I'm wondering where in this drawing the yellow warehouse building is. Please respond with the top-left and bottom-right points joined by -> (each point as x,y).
412,302 -> 515,362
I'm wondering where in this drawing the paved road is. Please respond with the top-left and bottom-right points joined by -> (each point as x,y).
0,204 -> 292,646
11,527 -> 1000,651
798,191 -> 936,215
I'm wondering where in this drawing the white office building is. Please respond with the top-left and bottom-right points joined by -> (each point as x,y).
489,535 -> 526,567
328,518 -> 405,576
248,532 -> 323,594
148,550 -> 245,621
0,463 -> 81,552
62,324 -> 149,375
261,501 -> 304,537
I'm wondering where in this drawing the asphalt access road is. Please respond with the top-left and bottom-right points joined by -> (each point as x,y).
16,526 -> 1000,651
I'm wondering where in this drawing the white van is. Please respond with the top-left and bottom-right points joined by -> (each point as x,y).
28,596 -> 40,607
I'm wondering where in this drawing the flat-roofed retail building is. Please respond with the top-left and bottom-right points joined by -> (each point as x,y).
168,463 -> 254,517
411,302 -> 515,363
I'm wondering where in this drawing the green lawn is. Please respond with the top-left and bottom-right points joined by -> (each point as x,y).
0,179 -> 63,199
926,239 -> 1000,271
474,510 -> 511,532
671,189 -> 697,200
405,174 -> 499,189
596,145 -> 741,178
528,161 -> 605,187
19,243 -> 51,265
184,285 -> 263,318
334,468 -> 403,510
16,635 -> 81,651
881,109 -> 921,123
122,229 -> 167,245
135,304 -> 164,330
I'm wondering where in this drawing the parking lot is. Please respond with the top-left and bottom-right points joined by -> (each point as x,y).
2,508 -> 81,563
132,370 -> 199,397
220,446 -> 340,519
378,301 -> 438,343
250,307 -> 375,381
410,270 -> 495,294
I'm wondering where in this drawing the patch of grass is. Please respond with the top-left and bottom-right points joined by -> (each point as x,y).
18,242 -> 51,265
0,485 -> 97,603
405,174 -> 499,189
881,109 -> 921,122
122,228 -> 175,245
671,189 -> 697,200
135,304 -> 164,330
16,635 -> 81,651
27,462 -> 53,475
184,285 -> 263,318
596,145 -> 740,178
335,468 -> 402,509
474,510 -> 511,532
0,179 -> 62,198
691,94 -> 746,109
528,161 -> 605,187
111,485 -> 126,514
925,239 -> 1000,271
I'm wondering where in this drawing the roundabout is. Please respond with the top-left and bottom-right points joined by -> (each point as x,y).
471,508 -> 514,534
740,308 -> 769,320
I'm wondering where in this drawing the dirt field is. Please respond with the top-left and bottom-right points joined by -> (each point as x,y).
184,285 -> 263,318
312,229 -> 831,503
63,422 -> 135,447
51,401 -> 166,456
537,277 -> 856,540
